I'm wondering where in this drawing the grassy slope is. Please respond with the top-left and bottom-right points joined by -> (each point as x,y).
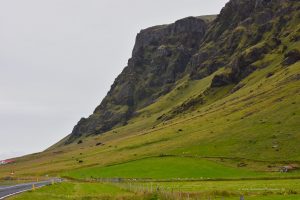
1,7 -> 300,200
0,56 -> 299,178
4,56 -> 298,199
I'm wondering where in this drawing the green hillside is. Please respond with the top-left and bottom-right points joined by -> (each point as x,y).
1,0 -> 300,199
63,156 -> 265,179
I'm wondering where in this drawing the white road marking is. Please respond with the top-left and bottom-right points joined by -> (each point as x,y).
0,186 -> 43,199
0,181 -> 50,191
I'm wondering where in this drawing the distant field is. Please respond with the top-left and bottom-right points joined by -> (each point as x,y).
0,178 -> 44,186
0,180 -> 19,186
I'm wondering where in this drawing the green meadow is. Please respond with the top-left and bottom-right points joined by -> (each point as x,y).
9,179 -> 300,200
9,182 -> 137,200
63,156 -> 266,179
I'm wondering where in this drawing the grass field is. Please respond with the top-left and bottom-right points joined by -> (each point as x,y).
63,156 -> 268,179
8,179 -> 300,200
9,182 -> 137,200
123,178 -> 300,199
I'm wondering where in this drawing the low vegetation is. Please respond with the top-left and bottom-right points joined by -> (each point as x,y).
9,179 -> 300,200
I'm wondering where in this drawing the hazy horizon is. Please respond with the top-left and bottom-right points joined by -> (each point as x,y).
0,0 -> 228,160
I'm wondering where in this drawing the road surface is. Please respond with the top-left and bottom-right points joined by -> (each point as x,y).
0,179 -> 61,199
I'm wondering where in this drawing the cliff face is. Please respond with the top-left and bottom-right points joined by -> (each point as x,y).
66,0 -> 300,144
67,17 -> 208,143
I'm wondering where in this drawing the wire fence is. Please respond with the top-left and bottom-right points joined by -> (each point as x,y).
68,177 -> 294,199
114,181 -> 247,200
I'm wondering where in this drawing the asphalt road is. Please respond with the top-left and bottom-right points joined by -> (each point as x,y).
0,179 -> 61,199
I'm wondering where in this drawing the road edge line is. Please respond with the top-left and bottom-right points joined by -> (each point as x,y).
0,186 -> 43,200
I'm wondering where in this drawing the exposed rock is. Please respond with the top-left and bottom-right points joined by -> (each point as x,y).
132,17 -> 207,56
65,17 -> 208,144
64,0 -> 300,144
156,45 -> 171,57
211,73 -> 234,87
283,49 -> 300,66
254,10 -> 273,25
237,162 -> 248,167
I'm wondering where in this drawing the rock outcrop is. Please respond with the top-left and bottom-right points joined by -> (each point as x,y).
66,17 -> 208,143
65,0 -> 300,144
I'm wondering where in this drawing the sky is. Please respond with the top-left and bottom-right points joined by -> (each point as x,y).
0,0 -> 228,160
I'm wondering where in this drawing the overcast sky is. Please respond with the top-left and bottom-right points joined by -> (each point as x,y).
0,0 -> 228,160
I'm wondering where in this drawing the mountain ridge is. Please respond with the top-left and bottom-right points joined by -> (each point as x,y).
63,0 -> 300,145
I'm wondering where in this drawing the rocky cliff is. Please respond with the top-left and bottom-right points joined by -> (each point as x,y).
65,0 -> 300,144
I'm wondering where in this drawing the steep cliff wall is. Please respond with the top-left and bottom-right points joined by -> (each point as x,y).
66,0 -> 300,144
66,17 -> 208,143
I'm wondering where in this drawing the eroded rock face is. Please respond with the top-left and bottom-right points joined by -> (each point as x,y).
283,49 -> 300,66
211,43 -> 269,87
211,74 -> 234,87
65,17 -> 208,144
132,17 -> 207,56
171,17 -> 207,35
66,0 -> 300,144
